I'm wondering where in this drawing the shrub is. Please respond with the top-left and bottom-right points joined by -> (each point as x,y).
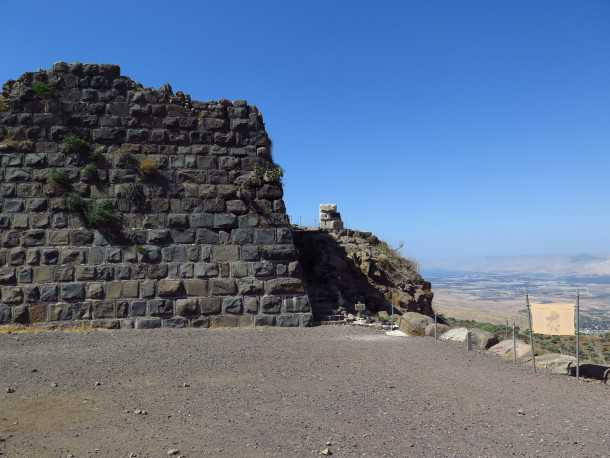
32,81 -> 53,97
63,136 -> 89,155
65,193 -> 87,213
254,164 -> 283,184
81,164 -> 98,182
138,158 -> 159,179
47,169 -> 71,189
85,201 -> 118,227
0,96 -> 8,111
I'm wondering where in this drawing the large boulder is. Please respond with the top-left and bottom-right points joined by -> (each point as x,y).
424,323 -> 450,337
488,339 -> 532,360
525,353 -> 577,374
439,327 -> 498,350
399,312 -> 433,336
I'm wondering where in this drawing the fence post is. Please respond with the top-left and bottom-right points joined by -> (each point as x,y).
526,293 -> 536,373
434,313 -> 438,343
466,330 -> 471,352
576,290 -> 580,382
512,321 -> 517,364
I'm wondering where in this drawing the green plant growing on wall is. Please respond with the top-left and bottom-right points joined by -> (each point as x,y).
65,193 -> 87,213
82,163 -> 98,182
32,81 -> 54,97
253,164 -> 283,185
63,136 -> 89,156
65,194 -> 119,229
0,96 -> 9,112
138,158 -> 159,180
47,169 -> 71,190
85,200 -> 118,227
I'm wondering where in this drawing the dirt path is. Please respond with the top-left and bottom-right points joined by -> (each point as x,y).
1,326 -> 608,457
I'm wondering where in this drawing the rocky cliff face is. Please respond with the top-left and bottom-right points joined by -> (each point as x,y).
294,214 -> 434,320
0,63 -> 311,328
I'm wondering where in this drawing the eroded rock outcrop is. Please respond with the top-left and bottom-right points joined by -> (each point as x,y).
293,205 -> 434,320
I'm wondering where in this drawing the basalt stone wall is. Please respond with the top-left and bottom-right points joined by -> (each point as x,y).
0,62 -> 311,329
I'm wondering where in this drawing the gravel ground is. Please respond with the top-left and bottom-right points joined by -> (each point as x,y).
0,325 -> 609,458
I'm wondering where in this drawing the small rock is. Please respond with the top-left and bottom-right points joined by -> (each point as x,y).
31,369 -> 38,373
94,381 -> 102,386
51,383 -> 58,388
182,383 -> 190,388
320,448 -> 332,456
326,441 -> 332,446
517,409 -> 525,415
128,454 -> 137,458
167,449 -> 180,456
6,387 -> 15,394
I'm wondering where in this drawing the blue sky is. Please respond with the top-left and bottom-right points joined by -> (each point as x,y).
2,1 -> 610,266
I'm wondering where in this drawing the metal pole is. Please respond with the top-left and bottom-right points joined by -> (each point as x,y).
512,321 -> 517,364
466,330 -> 471,352
434,312 -> 438,343
576,289 -> 580,382
526,293 -> 536,373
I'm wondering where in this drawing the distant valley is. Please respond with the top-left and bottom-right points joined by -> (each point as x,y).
423,256 -> 610,333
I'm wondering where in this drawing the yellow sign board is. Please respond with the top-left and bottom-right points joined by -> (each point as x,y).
530,303 -> 575,336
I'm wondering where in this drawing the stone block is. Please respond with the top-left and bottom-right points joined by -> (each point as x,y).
200,297 -> 221,315
0,304 -> 11,324
148,299 -> 173,317
191,316 -> 209,328
277,314 -> 300,327
209,315 -> 238,328
265,278 -> 304,295
158,279 -> 183,297
86,283 -> 105,299
175,298 -> 200,317
54,266 -> 74,282
254,229 -> 276,244
48,230 -> 70,245
2,287 -> 23,304
237,278 -> 264,295
190,214 -> 214,228
222,296 -> 243,314
29,303 -> 47,322
255,315 -> 275,327
261,295 -> 282,314
285,295 -> 311,313
39,284 -> 58,302
243,296 -> 258,314
135,317 -> 162,329
105,281 -> 122,299
212,245 -> 239,262
92,302 -> 115,319
163,317 -> 188,328
209,278 -> 236,295
122,280 -> 139,298
12,305 -> 29,324
253,261 -> 274,277
194,262 -> 219,278
195,228 -> 219,244
61,282 -> 85,301
183,279 -> 208,297
49,304 -> 74,321
23,230 -> 45,246
141,280 -> 156,298
129,300 -> 147,317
